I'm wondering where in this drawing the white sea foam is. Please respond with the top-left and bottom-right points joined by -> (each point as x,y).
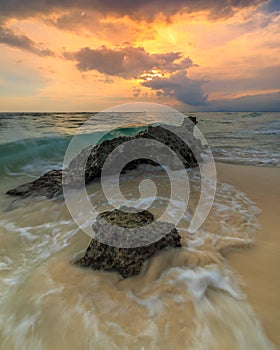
126,290 -> 164,317
167,265 -> 244,301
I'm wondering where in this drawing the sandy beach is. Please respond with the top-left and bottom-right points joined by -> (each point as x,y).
216,162 -> 280,347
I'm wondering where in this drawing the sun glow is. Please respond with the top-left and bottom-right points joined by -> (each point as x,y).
140,69 -> 164,81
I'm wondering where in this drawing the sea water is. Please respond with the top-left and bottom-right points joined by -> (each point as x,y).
0,111 -> 279,349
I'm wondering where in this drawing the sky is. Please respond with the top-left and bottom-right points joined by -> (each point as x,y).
0,0 -> 279,112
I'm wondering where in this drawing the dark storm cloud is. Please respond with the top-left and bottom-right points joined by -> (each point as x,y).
142,70 -> 208,106
0,0 -> 266,22
65,46 -> 194,78
0,26 -> 54,56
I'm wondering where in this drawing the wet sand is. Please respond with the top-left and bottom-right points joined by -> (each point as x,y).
216,162 -> 280,347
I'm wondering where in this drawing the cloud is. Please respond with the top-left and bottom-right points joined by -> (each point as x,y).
206,65 -> 280,97
65,45 -> 209,106
65,46 -> 194,78
0,26 -> 54,56
142,70 -> 208,106
64,44 -> 209,106
200,91 -> 280,111
0,0 -> 266,22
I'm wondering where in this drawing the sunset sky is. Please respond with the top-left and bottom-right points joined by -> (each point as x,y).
0,0 -> 279,112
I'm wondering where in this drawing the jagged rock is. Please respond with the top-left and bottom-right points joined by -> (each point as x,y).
7,116 -> 202,198
75,207 -> 182,278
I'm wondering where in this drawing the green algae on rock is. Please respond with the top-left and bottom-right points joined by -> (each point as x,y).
75,207 -> 182,278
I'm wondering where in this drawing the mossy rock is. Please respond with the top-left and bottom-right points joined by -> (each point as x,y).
99,207 -> 154,228
75,207 -> 182,278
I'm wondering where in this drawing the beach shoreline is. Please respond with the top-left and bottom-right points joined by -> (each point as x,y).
216,162 -> 280,347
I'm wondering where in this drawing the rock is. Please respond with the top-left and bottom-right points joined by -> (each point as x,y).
75,207 -> 182,278
6,169 -> 62,198
7,116 -> 202,198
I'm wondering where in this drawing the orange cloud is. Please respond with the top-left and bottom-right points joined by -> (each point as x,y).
0,0 -> 279,111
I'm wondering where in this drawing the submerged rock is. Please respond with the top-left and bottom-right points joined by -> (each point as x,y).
7,116 -> 202,198
75,207 -> 182,278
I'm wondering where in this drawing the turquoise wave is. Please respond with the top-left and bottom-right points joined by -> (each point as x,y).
0,136 -> 69,176
98,125 -> 148,143
0,125 -> 149,176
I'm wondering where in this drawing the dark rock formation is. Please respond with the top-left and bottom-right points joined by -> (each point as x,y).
7,116 -> 203,198
75,207 -> 182,278
6,170 -> 62,198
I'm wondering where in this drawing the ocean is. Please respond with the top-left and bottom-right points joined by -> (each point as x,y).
1,112 -> 279,184
0,111 -> 279,349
